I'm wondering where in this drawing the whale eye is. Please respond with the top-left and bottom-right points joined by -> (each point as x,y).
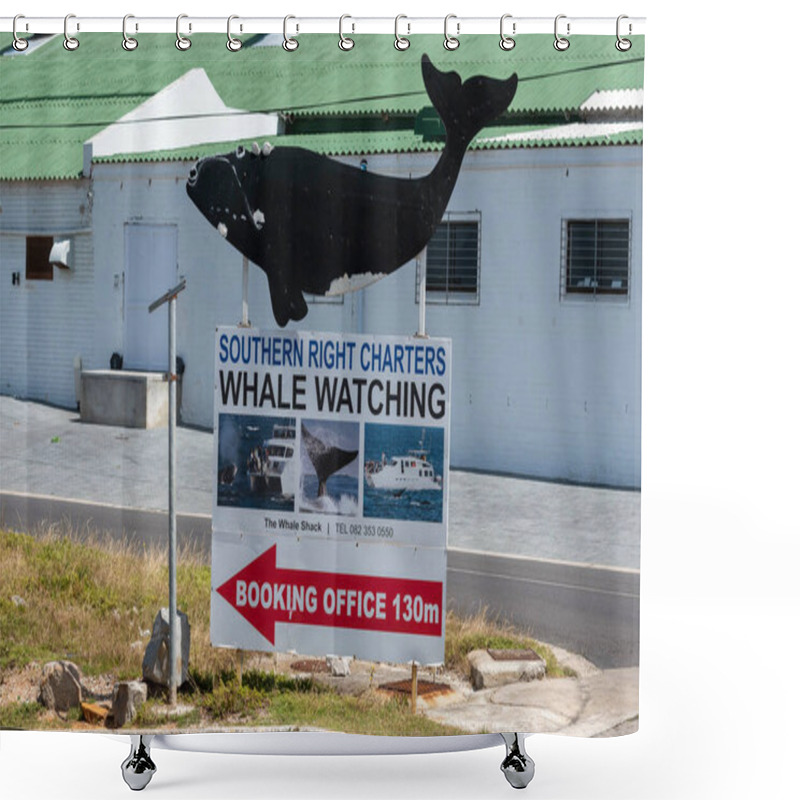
236,145 -> 245,159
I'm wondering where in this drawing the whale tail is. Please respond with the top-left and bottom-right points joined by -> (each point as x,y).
422,54 -> 518,147
301,425 -> 358,497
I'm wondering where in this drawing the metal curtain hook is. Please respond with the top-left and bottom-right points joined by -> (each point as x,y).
122,14 -> 138,51
444,14 -> 459,50
339,14 -> 354,51
63,14 -> 79,51
283,15 -> 299,51
500,14 -> 515,51
176,14 -> 191,50
227,15 -> 242,51
12,15 -> 29,51
394,14 -> 410,51
616,14 -> 632,51
554,14 -> 570,51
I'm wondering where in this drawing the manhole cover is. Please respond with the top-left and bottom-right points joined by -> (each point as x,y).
487,648 -> 542,662
378,679 -> 451,696
290,659 -> 328,673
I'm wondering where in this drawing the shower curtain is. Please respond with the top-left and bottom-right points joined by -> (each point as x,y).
0,23 -> 643,743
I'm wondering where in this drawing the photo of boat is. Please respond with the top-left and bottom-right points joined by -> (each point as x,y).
363,425 -> 445,523
365,429 -> 443,492
247,420 -> 298,498
216,414 -> 296,512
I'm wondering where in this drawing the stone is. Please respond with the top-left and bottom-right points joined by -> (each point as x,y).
326,655 -> 351,677
111,681 -> 148,728
142,608 -> 190,687
11,595 -> 26,607
467,649 -> 546,690
81,701 -> 110,725
38,661 -> 83,712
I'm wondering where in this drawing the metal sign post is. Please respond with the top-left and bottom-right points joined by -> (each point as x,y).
148,277 -> 187,706
241,255 -> 250,327
417,250 -> 427,338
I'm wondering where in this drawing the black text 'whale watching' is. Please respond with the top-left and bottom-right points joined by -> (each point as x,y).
186,55 -> 518,327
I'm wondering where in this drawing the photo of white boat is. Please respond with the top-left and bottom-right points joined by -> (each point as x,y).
364,425 -> 445,523
365,429 -> 443,492
216,414 -> 296,512
247,420 -> 298,498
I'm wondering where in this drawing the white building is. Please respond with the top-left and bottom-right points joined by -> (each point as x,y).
1,34 -> 643,487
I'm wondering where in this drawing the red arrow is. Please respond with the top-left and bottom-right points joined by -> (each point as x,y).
216,545 -> 443,645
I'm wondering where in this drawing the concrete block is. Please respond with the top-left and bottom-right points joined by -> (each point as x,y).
326,655 -> 351,677
80,370 -> 181,429
467,649 -> 546,690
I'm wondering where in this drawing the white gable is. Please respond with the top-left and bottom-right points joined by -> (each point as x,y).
87,68 -> 279,158
580,88 -> 644,112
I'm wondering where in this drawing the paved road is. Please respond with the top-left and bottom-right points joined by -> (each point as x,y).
447,549 -> 639,669
0,397 -> 641,569
0,491 -> 639,669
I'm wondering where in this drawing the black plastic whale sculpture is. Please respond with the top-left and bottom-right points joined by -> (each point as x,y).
186,55 -> 518,327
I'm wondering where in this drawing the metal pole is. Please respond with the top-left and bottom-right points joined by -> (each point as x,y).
417,251 -> 427,338
242,255 -> 249,326
168,294 -> 178,707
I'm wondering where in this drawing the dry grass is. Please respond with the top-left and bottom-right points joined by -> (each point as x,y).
0,524 -> 235,679
445,608 -> 575,679
1,525 -> 573,732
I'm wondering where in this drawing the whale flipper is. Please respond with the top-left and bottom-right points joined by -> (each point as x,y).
301,425 -> 358,497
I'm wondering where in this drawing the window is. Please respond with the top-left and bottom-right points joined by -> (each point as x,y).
303,292 -> 344,306
417,212 -> 481,305
562,218 -> 630,298
26,236 -> 54,281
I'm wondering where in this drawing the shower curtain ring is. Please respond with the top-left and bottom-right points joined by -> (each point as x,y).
122,15 -> 138,50
227,15 -> 243,51
176,14 -> 191,50
63,14 -> 79,51
12,15 -> 28,51
444,14 -> 460,50
394,15 -> 410,50
339,15 -> 355,50
283,15 -> 299,51
554,14 -> 570,51
616,15 -> 632,51
499,14 -> 515,50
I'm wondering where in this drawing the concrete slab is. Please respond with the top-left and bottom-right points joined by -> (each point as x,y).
558,667 -> 639,738
467,649 -> 546,690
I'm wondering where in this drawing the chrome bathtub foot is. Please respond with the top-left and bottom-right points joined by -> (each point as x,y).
500,733 -> 535,789
121,735 -> 156,791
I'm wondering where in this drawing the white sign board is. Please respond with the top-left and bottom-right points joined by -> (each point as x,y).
211,328 -> 451,664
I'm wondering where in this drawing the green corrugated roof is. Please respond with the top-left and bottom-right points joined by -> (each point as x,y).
1,32 -> 644,181
93,124 -> 642,165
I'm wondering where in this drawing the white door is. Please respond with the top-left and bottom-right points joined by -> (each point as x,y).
124,223 -> 178,371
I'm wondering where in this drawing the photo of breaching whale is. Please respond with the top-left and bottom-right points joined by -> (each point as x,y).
299,421 -> 360,516
217,414 -> 297,512
185,55 -> 518,327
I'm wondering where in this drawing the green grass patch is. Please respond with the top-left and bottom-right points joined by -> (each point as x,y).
1,527 -> 574,733
0,702 -> 44,729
